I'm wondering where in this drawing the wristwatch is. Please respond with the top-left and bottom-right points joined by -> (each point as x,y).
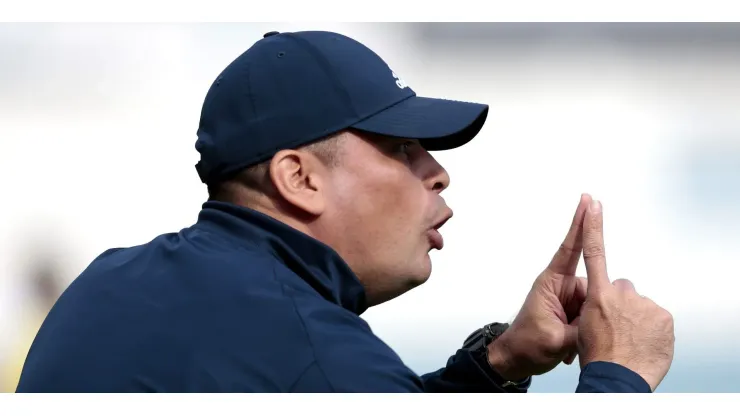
462,322 -> 532,392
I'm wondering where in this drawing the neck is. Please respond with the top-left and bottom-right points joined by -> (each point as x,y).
229,196 -> 318,243
219,195 -> 378,306
194,201 -> 368,315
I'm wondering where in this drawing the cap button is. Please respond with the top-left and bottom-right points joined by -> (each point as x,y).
263,31 -> 280,38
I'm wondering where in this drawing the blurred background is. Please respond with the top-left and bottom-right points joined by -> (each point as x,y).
1,22 -> 739,392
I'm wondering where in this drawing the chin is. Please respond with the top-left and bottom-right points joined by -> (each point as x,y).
370,276 -> 430,307
420,252 -> 433,278
370,271 -> 432,307
407,274 -> 430,289
366,256 -> 433,307
405,258 -> 433,288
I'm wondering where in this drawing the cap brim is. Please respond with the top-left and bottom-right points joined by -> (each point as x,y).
350,96 -> 489,151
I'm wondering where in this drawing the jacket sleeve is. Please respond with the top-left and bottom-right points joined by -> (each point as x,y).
300,316 -> 528,393
297,307 -> 650,393
296,308 -> 511,392
295,347 -> 520,392
575,361 -> 652,393
420,348 -> 530,392
421,354 -> 653,393
298,326 -> 650,393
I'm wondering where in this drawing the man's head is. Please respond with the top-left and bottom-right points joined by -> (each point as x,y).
195,30 -> 488,306
210,130 -> 453,305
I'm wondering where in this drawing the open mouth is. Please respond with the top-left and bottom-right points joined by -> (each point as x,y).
433,215 -> 451,231
428,211 -> 453,250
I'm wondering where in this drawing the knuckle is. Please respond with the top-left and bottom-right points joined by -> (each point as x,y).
588,291 -> 610,307
662,307 -> 674,320
649,304 -> 675,332
538,328 -> 561,350
613,278 -> 635,291
558,243 -> 576,257
544,337 -> 564,356
582,243 -> 605,259
661,308 -> 675,325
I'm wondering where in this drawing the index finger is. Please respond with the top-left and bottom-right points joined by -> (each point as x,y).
583,200 -> 610,296
547,193 -> 592,276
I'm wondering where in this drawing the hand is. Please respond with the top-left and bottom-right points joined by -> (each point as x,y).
487,194 -> 591,381
577,199 -> 675,391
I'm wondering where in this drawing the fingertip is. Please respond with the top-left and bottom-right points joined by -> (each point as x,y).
589,199 -> 602,214
578,194 -> 592,213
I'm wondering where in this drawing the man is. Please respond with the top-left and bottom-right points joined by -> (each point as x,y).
16,30 -> 674,393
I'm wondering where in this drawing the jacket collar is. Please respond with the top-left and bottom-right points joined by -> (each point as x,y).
194,201 -> 368,315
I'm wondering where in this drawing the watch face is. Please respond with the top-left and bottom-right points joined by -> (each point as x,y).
486,323 -> 509,339
462,328 -> 487,351
463,323 -> 510,350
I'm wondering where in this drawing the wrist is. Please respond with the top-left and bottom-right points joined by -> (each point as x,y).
486,332 -> 529,382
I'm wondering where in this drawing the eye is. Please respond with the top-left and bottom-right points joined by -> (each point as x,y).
395,141 -> 415,156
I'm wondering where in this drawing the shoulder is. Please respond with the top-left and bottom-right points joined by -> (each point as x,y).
20,233 -> 317,391
84,228 -> 288,291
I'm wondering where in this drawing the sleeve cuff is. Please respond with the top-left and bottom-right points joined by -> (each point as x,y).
577,361 -> 652,393
471,348 -> 531,393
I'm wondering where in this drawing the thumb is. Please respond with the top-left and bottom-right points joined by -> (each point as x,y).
562,322 -> 579,365
563,324 -> 578,362
583,200 -> 611,297
564,324 -> 579,350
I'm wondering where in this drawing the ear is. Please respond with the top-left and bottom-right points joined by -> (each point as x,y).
268,149 -> 326,216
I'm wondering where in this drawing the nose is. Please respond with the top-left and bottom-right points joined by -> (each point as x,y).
423,153 -> 450,194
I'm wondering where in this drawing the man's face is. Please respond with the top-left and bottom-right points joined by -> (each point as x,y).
318,131 -> 453,306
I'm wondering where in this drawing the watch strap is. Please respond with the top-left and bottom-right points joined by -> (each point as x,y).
463,322 -> 532,392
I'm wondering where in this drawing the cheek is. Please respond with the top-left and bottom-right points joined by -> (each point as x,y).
371,193 -> 428,261
330,172 -> 426,247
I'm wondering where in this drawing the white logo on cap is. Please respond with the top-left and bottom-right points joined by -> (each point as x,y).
391,69 -> 408,89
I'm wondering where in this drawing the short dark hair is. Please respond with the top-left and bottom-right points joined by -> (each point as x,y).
207,133 -> 345,203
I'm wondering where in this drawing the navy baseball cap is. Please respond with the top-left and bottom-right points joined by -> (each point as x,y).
195,30 -> 489,185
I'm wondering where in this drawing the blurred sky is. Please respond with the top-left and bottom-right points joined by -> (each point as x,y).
1,23 -> 739,392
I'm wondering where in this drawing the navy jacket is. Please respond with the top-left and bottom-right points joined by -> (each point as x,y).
16,202 -> 650,393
